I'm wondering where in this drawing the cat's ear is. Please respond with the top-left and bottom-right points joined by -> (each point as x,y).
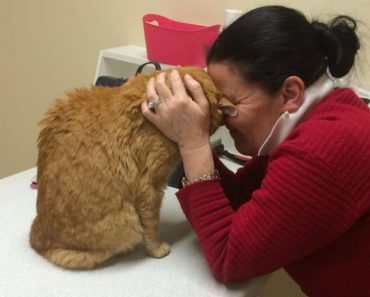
218,97 -> 237,117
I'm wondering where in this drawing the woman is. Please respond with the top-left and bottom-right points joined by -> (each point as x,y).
141,6 -> 370,297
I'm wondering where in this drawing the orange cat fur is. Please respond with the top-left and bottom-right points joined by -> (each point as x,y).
30,67 -> 224,269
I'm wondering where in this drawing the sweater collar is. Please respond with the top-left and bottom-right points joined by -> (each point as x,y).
257,74 -> 335,156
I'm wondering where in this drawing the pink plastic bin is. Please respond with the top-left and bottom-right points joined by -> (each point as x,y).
143,14 -> 220,67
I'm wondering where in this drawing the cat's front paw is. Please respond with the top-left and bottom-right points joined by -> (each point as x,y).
146,242 -> 171,258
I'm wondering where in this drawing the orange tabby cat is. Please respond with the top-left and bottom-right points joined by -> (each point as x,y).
30,67 -> 225,269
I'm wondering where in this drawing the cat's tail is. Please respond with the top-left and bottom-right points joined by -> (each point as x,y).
30,203 -> 143,269
30,218 -> 103,269
43,248 -> 115,270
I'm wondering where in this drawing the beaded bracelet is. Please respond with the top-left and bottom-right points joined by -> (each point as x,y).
181,170 -> 220,187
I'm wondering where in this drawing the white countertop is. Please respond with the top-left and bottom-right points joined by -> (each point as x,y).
0,167 -> 270,297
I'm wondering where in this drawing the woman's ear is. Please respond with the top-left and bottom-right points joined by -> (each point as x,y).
280,76 -> 305,113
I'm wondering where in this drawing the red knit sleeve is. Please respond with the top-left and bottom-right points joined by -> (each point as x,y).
176,145 -> 359,282
214,155 -> 269,210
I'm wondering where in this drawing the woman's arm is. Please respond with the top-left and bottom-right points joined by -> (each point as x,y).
214,155 -> 269,210
177,146 -> 357,282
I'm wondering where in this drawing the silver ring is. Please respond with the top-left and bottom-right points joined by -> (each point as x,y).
147,97 -> 162,109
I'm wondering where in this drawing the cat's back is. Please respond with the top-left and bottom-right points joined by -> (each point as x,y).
36,76 -> 171,194
36,84 -> 148,220
38,84 -> 143,152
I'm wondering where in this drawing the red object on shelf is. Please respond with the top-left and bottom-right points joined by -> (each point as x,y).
143,14 -> 220,67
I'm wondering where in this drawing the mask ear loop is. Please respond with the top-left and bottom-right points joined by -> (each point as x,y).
326,67 -> 335,82
326,67 -> 351,87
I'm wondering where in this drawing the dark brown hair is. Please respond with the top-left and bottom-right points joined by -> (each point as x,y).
207,6 -> 360,94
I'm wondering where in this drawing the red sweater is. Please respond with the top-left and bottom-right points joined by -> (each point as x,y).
176,88 -> 370,297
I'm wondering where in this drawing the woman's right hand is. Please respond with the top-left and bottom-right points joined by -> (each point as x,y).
141,70 -> 212,153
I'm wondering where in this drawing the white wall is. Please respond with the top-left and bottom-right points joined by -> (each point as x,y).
1,0 -> 369,178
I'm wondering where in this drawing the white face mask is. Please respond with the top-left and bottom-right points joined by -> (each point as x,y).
258,73 -> 335,156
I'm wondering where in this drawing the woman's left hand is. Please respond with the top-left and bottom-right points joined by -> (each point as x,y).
141,70 -> 211,153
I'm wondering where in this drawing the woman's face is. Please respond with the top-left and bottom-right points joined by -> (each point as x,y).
208,63 -> 285,156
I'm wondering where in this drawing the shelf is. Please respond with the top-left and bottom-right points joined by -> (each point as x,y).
94,45 -> 172,82
101,45 -> 150,65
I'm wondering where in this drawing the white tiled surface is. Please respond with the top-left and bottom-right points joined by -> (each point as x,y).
0,168 -> 269,297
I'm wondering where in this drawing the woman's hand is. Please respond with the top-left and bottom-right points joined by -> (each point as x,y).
141,70 -> 211,153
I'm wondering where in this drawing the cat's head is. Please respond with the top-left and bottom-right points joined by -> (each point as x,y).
176,67 -> 234,135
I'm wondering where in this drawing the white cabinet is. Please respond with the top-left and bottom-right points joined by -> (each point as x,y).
94,45 -> 172,83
